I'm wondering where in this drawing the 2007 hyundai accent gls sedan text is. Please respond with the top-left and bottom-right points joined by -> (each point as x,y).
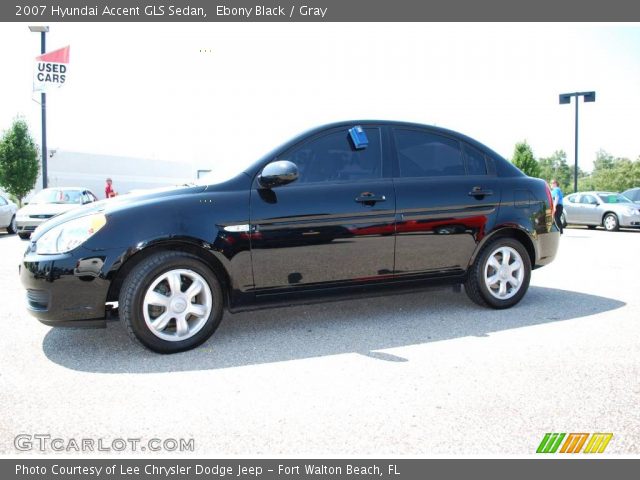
20,121 -> 560,353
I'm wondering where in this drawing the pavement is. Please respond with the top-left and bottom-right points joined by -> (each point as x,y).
0,227 -> 638,455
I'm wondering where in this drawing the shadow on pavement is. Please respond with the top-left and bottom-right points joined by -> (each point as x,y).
42,286 -> 625,374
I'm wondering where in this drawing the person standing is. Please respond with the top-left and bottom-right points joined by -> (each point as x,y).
550,179 -> 564,234
105,178 -> 117,198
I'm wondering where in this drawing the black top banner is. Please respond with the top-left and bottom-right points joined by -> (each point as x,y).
4,0 -> 640,22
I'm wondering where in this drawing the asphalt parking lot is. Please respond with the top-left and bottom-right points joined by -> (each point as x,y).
0,227 -> 638,455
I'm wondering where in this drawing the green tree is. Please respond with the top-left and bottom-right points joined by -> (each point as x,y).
0,118 -> 40,206
538,150 -> 572,192
583,149 -> 640,192
511,141 -> 540,178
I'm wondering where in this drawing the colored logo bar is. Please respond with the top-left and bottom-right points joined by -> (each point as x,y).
537,433 -> 613,454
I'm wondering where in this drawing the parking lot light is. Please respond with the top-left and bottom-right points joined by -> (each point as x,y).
559,91 -> 596,193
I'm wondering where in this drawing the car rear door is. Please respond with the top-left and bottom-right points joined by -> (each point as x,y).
249,125 -> 396,294
391,127 -> 501,277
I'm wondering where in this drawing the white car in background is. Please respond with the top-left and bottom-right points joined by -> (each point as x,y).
15,187 -> 99,239
0,192 -> 18,234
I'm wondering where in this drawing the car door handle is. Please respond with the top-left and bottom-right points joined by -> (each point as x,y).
468,187 -> 493,197
355,192 -> 386,205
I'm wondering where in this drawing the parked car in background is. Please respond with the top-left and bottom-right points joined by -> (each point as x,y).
0,192 -> 18,234
562,191 -> 640,231
20,121 -> 560,353
16,187 -> 99,239
622,187 -> 640,203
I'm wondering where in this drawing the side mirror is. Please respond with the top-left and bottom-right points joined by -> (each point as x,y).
258,160 -> 299,189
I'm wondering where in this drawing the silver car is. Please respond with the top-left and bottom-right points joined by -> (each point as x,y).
562,191 -> 640,231
0,192 -> 18,234
15,187 -> 99,239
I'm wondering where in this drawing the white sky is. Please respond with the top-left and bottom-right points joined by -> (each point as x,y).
1,23 -> 639,175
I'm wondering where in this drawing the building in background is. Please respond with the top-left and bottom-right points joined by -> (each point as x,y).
35,150 -> 204,198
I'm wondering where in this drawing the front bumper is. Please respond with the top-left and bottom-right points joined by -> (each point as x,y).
20,244 -> 122,327
619,212 -> 640,228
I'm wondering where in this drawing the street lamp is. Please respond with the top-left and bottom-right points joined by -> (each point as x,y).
559,91 -> 596,193
29,25 -> 50,189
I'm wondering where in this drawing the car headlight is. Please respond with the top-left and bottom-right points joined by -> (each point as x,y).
36,214 -> 107,254
623,207 -> 640,216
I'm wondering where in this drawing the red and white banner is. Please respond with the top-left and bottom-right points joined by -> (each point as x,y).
33,45 -> 70,93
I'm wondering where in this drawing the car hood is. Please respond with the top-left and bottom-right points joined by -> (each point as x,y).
17,203 -> 81,217
30,184 -> 208,240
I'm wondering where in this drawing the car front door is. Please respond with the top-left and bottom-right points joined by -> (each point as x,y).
563,194 -> 580,223
580,194 -> 600,224
249,126 -> 396,295
391,128 -> 502,277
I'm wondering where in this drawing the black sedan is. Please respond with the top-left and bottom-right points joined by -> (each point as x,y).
20,121 -> 560,353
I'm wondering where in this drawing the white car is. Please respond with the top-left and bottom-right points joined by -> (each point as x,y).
16,187 -> 99,239
0,192 -> 18,234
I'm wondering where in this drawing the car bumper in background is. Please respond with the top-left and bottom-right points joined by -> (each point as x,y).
619,212 -> 640,228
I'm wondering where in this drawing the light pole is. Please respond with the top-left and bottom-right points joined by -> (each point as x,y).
29,25 -> 50,189
559,91 -> 595,193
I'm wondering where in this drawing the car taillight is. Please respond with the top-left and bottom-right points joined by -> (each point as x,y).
545,183 -> 554,217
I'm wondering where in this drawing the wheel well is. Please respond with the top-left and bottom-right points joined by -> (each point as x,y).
477,228 -> 536,269
602,211 -> 617,224
106,242 -> 231,306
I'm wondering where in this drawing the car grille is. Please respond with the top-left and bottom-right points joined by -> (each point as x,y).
29,214 -> 54,219
26,289 -> 49,311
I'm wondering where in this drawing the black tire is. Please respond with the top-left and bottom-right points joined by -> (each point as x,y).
603,213 -> 619,232
18,232 -> 31,240
464,237 -> 532,309
119,251 -> 224,353
560,212 -> 567,228
7,216 -> 17,234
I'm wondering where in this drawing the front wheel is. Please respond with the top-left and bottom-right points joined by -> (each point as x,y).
119,251 -> 224,353
465,238 -> 531,309
603,213 -> 619,232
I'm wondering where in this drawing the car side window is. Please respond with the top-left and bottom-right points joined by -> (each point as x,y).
394,129 -> 465,178
581,195 -> 597,205
0,196 -> 7,206
279,128 -> 382,184
462,144 -> 488,175
566,194 -> 577,203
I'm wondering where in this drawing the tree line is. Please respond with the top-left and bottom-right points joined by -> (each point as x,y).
512,141 -> 640,194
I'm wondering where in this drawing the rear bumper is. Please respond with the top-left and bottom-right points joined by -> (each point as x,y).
20,245 -> 121,327
534,230 -> 560,268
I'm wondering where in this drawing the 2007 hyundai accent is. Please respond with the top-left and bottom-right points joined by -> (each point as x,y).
20,121 -> 560,353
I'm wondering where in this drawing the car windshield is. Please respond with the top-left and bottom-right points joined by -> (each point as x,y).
597,193 -> 630,204
29,189 -> 83,205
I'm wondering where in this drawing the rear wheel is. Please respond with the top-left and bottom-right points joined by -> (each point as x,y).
7,216 -> 17,234
119,251 -> 224,353
18,232 -> 30,240
603,213 -> 619,232
465,237 -> 531,309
